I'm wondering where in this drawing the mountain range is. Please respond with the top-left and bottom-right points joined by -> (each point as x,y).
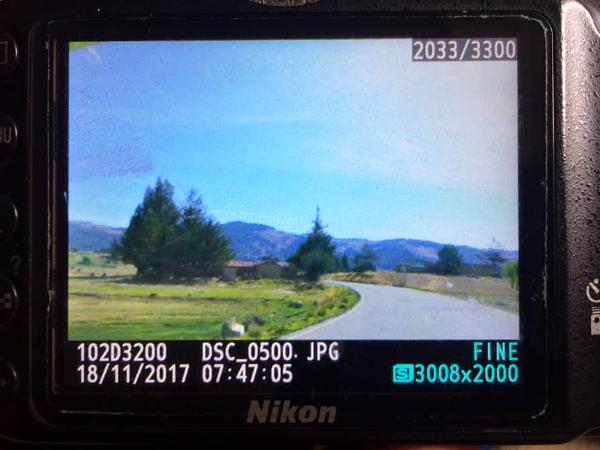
68,220 -> 518,270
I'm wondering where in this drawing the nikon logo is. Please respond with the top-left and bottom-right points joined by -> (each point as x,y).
247,400 -> 336,424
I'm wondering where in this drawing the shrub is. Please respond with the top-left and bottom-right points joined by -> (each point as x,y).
502,260 -> 519,288
435,245 -> 463,275
352,244 -> 377,273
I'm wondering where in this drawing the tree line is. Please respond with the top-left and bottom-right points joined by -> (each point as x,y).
110,179 -> 377,280
110,178 -> 517,286
421,244 -> 518,287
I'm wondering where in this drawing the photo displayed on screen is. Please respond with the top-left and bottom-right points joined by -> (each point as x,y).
67,39 -> 519,341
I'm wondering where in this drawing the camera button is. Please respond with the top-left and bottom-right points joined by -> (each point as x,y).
0,114 -> 18,162
0,195 -> 17,242
0,33 -> 19,76
0,276 -> 17,326
0,358 -> 18,402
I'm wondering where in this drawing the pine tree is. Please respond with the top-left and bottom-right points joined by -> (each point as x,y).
112,178 -> 180,277
340,253 -> 350,272
289,207 -> 338,281
174,190 -> 233,277
111,179 -> 233,278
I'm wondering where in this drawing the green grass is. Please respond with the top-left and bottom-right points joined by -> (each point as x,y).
68,253 -> 359,340
69,251 -> 136,277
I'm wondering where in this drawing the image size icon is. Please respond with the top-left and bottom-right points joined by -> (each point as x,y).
393,364 -> 415,383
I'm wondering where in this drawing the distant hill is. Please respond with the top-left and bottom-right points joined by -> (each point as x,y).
69,220 -> 517,270
69,221 -> 125,252
220,221 -> 306,262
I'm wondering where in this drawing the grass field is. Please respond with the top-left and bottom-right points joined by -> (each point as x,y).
68,252 -> 359,340
325,271 -> 518,314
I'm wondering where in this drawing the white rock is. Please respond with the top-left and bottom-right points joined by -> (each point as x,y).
222,317 -> 245,338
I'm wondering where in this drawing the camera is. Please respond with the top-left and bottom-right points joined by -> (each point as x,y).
0,0 -> 599,446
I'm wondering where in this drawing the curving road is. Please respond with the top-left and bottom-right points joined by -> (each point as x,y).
284,281 -> 519,340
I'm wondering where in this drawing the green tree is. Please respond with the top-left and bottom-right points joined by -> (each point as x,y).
436,245 -> 463,275
478,250 -> 506,271
174,191 -> 233,277
112,178 -> 180,277
502,260 -> 519,288
339,253 -> 350,272
352,244 -> 377,273
111,179 -> 234,279
477,239 -> 507,277
298,248 -> 338,282
289,208 -> 338,281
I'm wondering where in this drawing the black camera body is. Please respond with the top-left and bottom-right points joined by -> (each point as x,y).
1,0 -> 600,445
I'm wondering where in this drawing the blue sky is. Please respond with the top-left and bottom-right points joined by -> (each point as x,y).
68,40 -> 519,250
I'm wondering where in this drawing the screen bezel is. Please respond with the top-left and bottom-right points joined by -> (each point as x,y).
29,14 -> 552,431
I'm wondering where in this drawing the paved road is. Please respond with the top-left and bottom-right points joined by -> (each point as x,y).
285,281 -> 519,340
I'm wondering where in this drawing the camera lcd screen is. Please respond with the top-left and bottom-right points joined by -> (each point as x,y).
67,39 -> 519,341
60,35 -> 533,399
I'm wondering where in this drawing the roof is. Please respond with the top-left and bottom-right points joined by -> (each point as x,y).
257,261 -> 292,268
226,260 -> 257,268
226,260 -> 295,269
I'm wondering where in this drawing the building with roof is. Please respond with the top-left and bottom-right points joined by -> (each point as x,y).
222,260 -> 296,281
